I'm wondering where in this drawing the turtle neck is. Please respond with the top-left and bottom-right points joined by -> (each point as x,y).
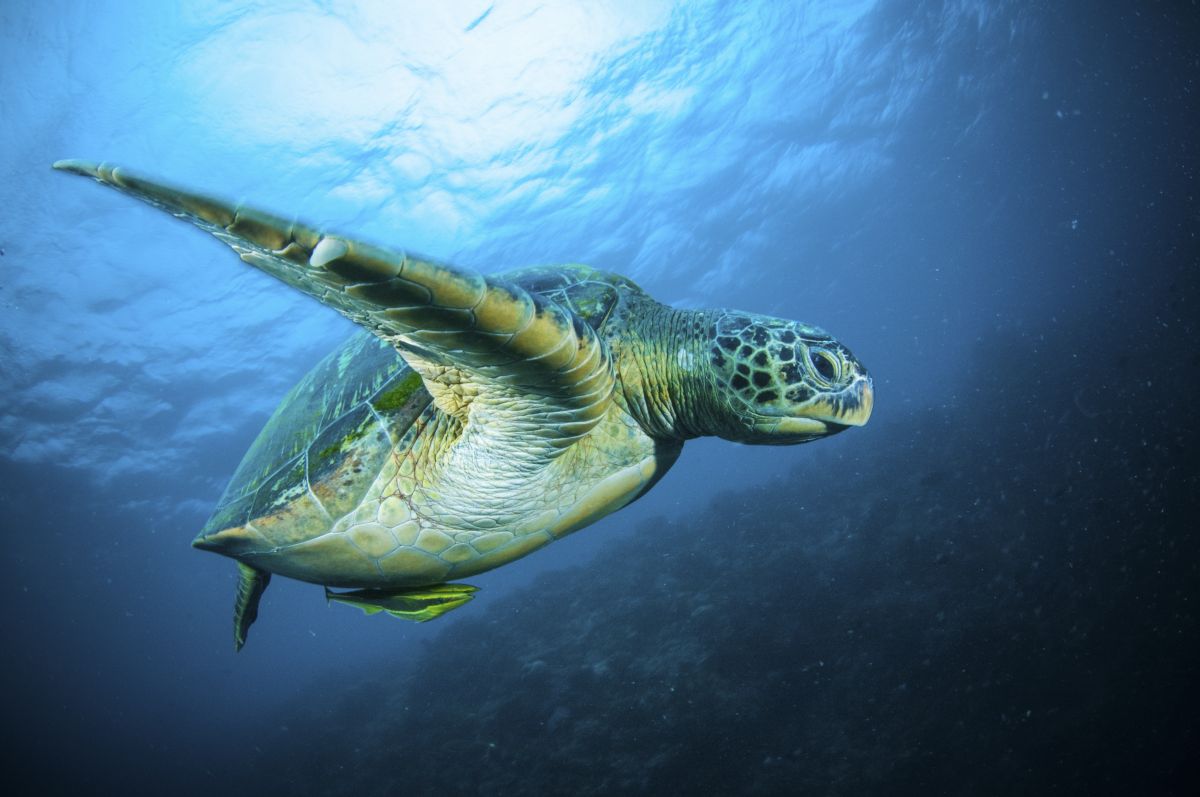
609,301 -> 734,441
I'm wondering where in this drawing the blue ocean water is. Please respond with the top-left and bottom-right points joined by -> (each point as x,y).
1,2 -> 1196,795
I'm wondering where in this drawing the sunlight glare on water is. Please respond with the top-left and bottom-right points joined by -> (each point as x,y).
3,0 -> 917,505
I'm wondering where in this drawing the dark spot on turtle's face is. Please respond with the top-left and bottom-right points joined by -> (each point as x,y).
752,350 -> 768,367
739,345 -> 753,358
736,362 -> 750,376
731,374 -> 749,390
752,327 -> 769,346
780,330 -> 796,344
718,336 -> 739,352
779,347 -> 794,361
785,385 -> 814,402
752,371 -> 771,388
710,347 -> 726,367
756,390 -> 778,404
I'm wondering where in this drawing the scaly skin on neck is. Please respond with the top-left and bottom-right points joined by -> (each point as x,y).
609,300 -> 734,441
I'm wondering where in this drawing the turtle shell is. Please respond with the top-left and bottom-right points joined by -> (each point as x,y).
197,264 -> 634,551
198,332 -> 431,541
502,263 -> 639,330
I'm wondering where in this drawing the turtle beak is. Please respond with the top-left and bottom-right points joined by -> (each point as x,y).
766,374 -> 873,439
820,374 -> 873,427
835,376 -> 873,427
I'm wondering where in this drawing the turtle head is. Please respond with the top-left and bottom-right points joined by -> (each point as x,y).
704,312 -> 873,444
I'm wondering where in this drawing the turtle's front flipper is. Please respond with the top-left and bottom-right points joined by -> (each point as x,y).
326,583 -> 478,623
53,160 -> 614,453
233,562 -> 271,651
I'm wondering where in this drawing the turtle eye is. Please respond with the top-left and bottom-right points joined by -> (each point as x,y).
809,348 -> 839,383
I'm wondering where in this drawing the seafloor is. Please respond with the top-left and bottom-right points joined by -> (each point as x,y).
245,304 -> 1197,796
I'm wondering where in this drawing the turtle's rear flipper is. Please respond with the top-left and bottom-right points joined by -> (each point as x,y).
326,583 -> 478,622
233,562 -> 271,652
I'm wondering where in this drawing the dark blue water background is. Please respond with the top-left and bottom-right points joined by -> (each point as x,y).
1,2 -> 1196,794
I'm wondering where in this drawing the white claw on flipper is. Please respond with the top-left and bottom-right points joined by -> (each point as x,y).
310,236 -> 348,268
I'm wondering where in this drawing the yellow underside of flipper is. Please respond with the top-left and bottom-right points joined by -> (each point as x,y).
325,583 -> 479,622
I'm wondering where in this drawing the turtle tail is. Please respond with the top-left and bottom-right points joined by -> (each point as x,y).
233,562 -> 271,651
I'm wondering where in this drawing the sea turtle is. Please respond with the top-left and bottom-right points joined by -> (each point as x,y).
54,159 -> 874,649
